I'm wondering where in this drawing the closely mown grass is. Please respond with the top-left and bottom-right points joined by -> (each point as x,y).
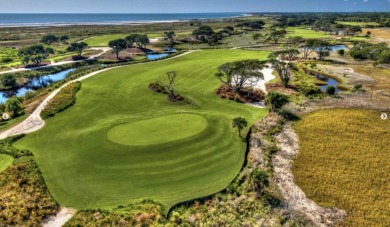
0,136 -> 58,226
41,82 -> 81,119
14,49 -> 270,213
293,109 -> 390,226
336,21 -> 380,27
64,113 -> 291,226
0,154 -> 13,173
286,27 -> 331,39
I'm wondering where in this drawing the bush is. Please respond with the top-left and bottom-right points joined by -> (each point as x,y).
326,86 -> 336,95
337,49 -> 345,56
5,96 -> 23,117
40,82 -> 81,119
297,84 -> 322,96
0,135 -> 32,158
352,84 -> 363,92
0,161 -> 58,226
0,57 -> 13,63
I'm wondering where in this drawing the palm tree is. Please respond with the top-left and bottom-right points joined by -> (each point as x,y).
232,117 -> 248,137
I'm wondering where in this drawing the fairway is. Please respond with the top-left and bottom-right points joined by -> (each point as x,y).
293,109 -> 390,226
0,154 -> 13,173
14,49 -> 269,211
286,27 -> 330,39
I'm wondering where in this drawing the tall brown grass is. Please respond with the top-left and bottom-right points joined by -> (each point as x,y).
293,109 -> 390,226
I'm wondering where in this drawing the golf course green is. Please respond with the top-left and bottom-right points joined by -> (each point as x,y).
14,49 -> 269,211
0,154 -> 13,173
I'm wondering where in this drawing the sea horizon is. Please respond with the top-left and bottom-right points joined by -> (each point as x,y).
0,13 -> 248,27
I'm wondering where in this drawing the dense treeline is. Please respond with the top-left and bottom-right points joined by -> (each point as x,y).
273,12 -> 390,28
350,42 -> 390,64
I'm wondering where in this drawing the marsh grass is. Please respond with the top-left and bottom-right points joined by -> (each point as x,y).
293,109 -> 390,226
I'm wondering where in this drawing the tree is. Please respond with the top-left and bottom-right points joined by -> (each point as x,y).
312,40 -> 332,60
18,44 -> 54,66
267,30 -> 287,44
236,20 -> 265,30
164,31 -> 176,46
59,35 -> 69,43
224,26 -> 235,32
158,71 -> 176,96
302,39 -> 316,59
232,117 -> 248,137
252,33 -> 262,41
215,60 -> 265,93
125,34 -> 138,48
1,74 -> 17,88
344,25 -> 362,36
5,96 -> 23,117
41,34 -> 58,45
67,42 -> 89,57
283,37 -> 303,61
337,49 -> 345,56
326,86 -> 336,95
108,38 -> 127,60
268,52 -> 293,88
192,26 -> 214,40
265,92 -> 289,112
136,35 -> 150,48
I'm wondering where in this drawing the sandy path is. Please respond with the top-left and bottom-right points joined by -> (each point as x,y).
0,47 -> 111,75
245,64 -> 275,109
42,207 -> 76,227
273,123 -> 347,226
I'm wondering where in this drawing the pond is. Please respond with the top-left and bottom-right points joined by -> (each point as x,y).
146,53 -> 169,61
316,75 -> 341,93
0,68 -> 75,103
330,45 -> 346,52
304,45 -> 346,52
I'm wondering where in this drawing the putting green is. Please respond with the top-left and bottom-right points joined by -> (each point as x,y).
15,49 -> 269,211
0,154 -> 13,173
107,114 -> 207,146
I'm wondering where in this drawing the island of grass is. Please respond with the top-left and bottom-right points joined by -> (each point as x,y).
293,109 -> 390,226
14,49 -> 269,212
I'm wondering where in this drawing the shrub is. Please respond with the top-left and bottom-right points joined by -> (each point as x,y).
337,49 -> 345,56
5,96 -> 23,117
326,86 -> 336,95
352,84 -> 363,92
0,135 -> 32,158
0,161 -> 58,226
0,57 -> 13,63
40,82 -> 81,119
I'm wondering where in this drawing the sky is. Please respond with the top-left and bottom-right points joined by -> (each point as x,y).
0,0 -> 389,13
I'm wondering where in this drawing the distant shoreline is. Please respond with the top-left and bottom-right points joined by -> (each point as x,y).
0,13 -> 250,28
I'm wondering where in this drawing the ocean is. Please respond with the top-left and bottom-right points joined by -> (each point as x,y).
0,13 -> 246,27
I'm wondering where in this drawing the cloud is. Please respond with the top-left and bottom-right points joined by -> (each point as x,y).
363,0 -> 368,2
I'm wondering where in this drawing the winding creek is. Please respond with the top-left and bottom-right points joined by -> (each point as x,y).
0,68 -> 76,103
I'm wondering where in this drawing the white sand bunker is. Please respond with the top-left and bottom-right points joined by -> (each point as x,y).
245,64 -> 275,108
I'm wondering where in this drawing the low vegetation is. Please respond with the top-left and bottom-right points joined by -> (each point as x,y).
40,82 -> 81,119
293,109 -> 390,226
0,136 -> 58,226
